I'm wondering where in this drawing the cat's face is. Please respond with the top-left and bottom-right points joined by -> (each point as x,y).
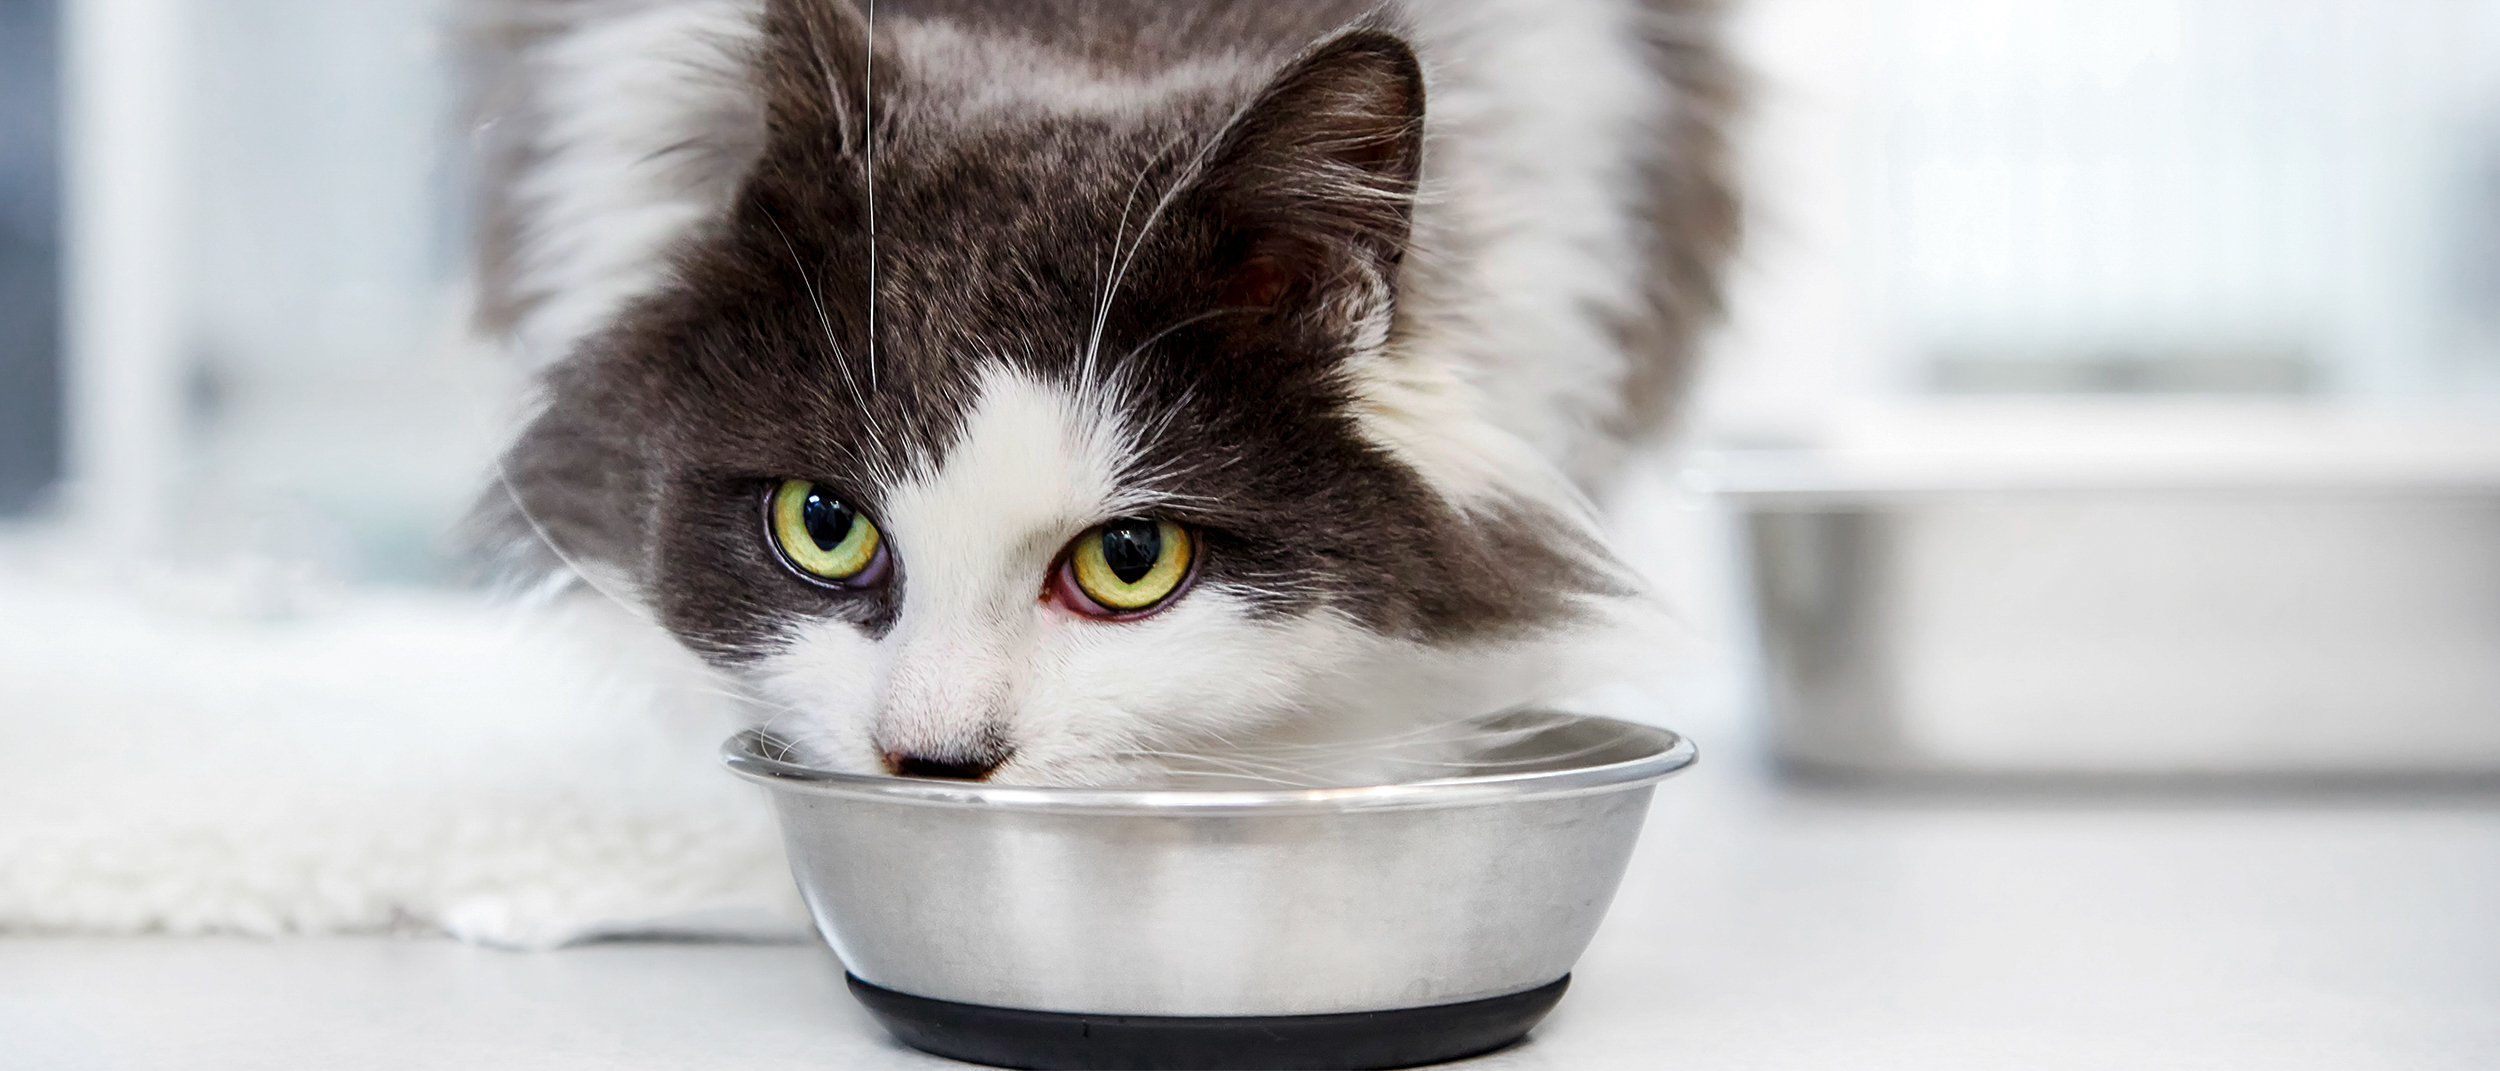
491,5 -> 1645,784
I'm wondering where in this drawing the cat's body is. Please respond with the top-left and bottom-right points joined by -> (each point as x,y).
467,0 -> 1736,785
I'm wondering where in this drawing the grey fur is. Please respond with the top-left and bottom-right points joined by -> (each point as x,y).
461,0 -> 1738,673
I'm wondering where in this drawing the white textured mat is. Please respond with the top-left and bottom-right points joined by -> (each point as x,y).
0,554 -> 807,949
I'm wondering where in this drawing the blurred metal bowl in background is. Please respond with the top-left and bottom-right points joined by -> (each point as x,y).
1714,403 -> 2500,781
724,713 -> 1693,1032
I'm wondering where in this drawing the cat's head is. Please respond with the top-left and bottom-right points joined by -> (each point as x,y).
480,0 -> 1658,784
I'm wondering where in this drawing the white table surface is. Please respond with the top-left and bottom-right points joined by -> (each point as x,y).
8,743 -> 2498,1070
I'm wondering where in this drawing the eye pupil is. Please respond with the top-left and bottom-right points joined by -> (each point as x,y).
1063,518 -> 1192,615
800,490 -> 856,551
1099,519 -> 1161,584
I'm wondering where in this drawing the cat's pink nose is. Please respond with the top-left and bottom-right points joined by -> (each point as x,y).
883,750 -> 1005,781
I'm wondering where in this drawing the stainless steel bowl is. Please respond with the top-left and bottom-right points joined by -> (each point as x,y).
724,713 -> 1693,1022
1710,404 -> 2500,783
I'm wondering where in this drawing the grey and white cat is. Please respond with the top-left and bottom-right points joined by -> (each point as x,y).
466,0 -> 1737,786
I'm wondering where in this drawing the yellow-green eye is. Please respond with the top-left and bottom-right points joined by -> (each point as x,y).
770,479 -> 883,581
1068,518 -> 1193,612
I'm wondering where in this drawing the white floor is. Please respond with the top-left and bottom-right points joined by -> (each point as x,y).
7,739 -> 2497,1071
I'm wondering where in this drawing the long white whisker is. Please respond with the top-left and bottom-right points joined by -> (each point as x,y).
1111,750 -> 1342,789
1134,381 -> 1201,447
1082,133 -> 1189,401
1103,711 -> 1600,788
766,214 -> 872,416
864,0 -> 879,395
488,433 -> 653,621
764,214 -> 903,491
1114,307 -> 1243,377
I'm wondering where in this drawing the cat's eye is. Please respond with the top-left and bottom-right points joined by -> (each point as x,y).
1053,518 -> 1195,617
768,479 -> 885,583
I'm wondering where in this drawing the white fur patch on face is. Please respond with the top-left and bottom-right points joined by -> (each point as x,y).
748,365 -> 1272,782
742,366 -> 1662,786
866,368 -> 1126,762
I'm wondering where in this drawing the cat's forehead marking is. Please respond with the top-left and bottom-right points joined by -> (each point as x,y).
887,21 -> 1257,125
877,366 -> 1134,603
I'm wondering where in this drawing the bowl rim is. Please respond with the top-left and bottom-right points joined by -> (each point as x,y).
720,714 -> 1697,815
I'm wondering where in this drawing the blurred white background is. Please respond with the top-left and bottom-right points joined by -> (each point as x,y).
41,0 -> 489,587
1713,0 -> 2500,422
4,0 -> 2497,798
4,3 -> 2499,1065
13,0 -> 2500,579
5,0 -> 2499,789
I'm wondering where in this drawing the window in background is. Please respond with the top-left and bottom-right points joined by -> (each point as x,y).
1712,0 -> 2500,423
58,0 -> 487,587
181,0 -> 481,584
0,0 -> 61,515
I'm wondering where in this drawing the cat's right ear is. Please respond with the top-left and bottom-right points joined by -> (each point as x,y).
754,0 -> 877,157
1189,30 -> 1427,325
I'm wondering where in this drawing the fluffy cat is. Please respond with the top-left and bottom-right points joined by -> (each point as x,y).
464,0 -> 1737,786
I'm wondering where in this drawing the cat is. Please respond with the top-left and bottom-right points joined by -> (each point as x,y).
464,0 -> 1737,786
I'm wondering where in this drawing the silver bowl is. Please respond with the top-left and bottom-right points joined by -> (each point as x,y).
724,713 -> 1694,1070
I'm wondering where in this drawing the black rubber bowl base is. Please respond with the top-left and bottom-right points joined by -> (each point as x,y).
846,973 -> 1569,1071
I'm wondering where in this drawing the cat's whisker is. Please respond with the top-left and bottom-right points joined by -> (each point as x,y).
760,221 -> 910,485
1140,712 -> 1604,779
787,0 -> 888,419
1236,732 -> 1619,771
1112,306 -> 1240,381
1110,749 -> 1343,788
1081,132 -> 1194,405
1081,122 -> 1234,407
486,457 -> 657,621
1112,747 -> 1303,774
764,212 -> 888,451
1119,449 -> 1247,498
1132,390 -> 1201,458
1196,718 -> 1493,755
682,680 -> 812,735
862,0 -> 880,394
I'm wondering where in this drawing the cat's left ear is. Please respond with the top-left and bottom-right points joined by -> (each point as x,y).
1192,30 -> 1425,324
